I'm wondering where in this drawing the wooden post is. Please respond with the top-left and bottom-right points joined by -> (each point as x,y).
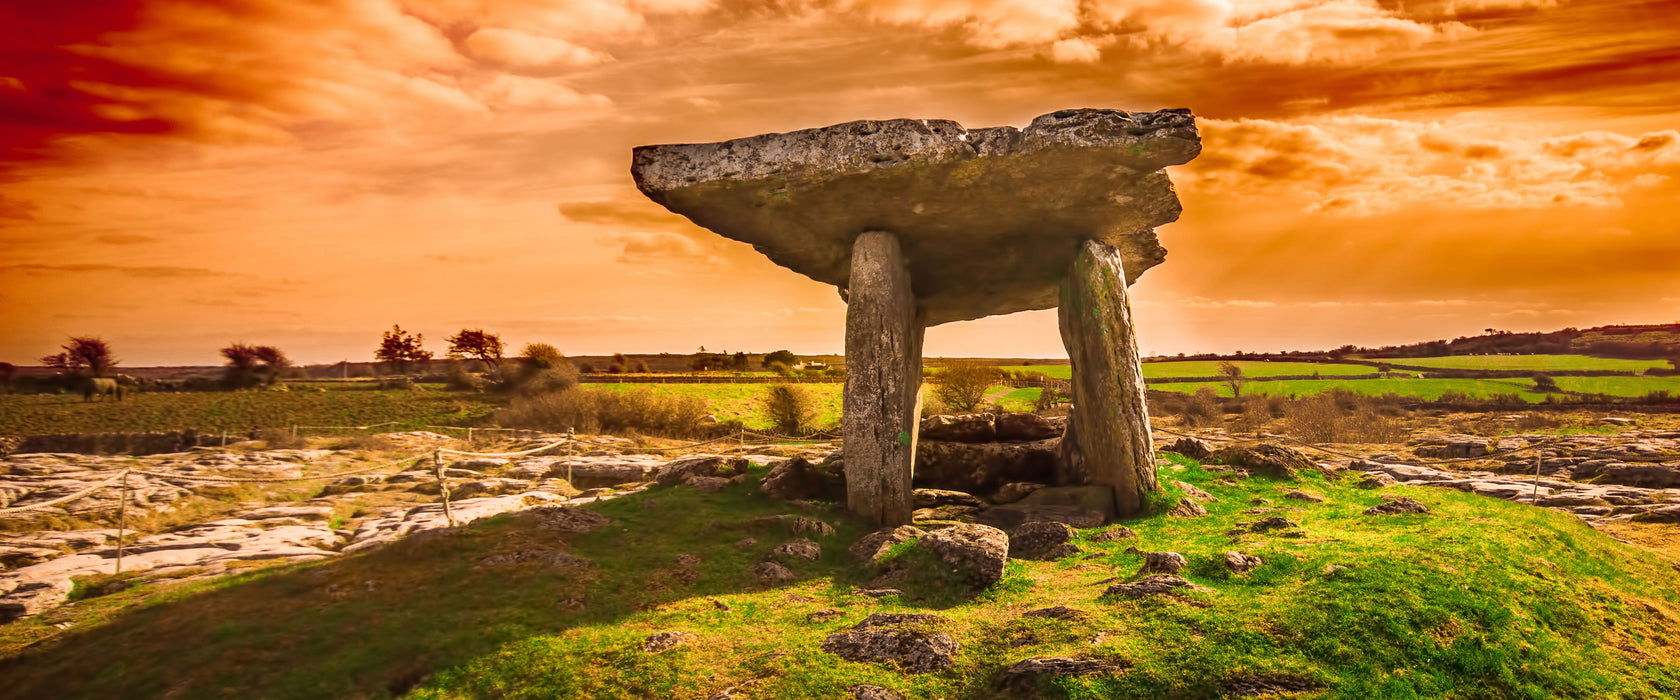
1059,240 -> 1156,516
842,231 -> 923,526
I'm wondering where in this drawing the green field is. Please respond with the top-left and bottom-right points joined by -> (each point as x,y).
7,457 -> 1676,698
593,383 -> 844,431
1387,354 -> 1670,372
0,389 -> 495,436
1004,361 -> 1384,379
1152,377 -> 1540,401
1554,375 -> 1680,397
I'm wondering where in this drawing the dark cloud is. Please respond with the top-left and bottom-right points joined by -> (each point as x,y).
559,200 -> 696,230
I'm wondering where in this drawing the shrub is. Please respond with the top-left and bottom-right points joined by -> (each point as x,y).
762,384 -> 816,435
444,363 -> 483,391
1532,372 -> 1559,392
1034,385 -> 1068,412
493,387 -> 709,437
1230,394 -> 1272,434
520,366 -> 580,395
1177,387 -> 1224,428
256,427 -> 308,450
1284,394 -> 1343,443
931,362 -> 1000,413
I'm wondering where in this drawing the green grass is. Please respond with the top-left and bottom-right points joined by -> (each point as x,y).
0,389 -> 498,436
995,387 -> 1041,413
1005,361 -> 1385,380
593,383 -> 843,431
1154,376 -> 1680,402
1552,375 -> 1680,397
1388,355 -> 1670,372
4,460 -> 1676,699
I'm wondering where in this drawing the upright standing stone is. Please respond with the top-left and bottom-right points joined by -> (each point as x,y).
1059,240 -> 1156,515
844,231 -> 923,525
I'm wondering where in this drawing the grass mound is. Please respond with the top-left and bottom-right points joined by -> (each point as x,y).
2,459 -> 1677,699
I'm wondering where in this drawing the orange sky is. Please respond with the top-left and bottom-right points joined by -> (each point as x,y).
2,0 -> 1677,366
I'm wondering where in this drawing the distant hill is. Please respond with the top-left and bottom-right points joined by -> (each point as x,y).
1350,323 -> 1680,361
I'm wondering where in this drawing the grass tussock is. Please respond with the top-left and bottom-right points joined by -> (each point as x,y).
494,386 -> 710,438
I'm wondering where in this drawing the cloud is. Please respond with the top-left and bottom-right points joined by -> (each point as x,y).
843,0 -> 1083,48
464,27 -> 613,68
1048,37 -> 1104,63
423,253 -> 492,264
95,233 -> 158,245
0,263 -> 233,278
1185,117 -> 1680,215
475,75 -> 612,110
560,200 -> 695,230
601,232 -> 723,265
1093,0 -> 1471,65
0,194 -> 38,220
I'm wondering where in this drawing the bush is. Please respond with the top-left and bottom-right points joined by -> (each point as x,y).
1230,394 -> 1272,434
1533,372 -> 1559,392
255,427 -> 308,450
1177,387 -> 1224,428
493,387 -> 709,437
762,384 -> 816,435
444,363 -> 484,391
519,366 -> 580,395
931,362 -> 1000,413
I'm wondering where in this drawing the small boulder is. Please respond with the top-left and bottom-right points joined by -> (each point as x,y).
752,560 -> 798,584
1355,473 -> 1399,489
1022,606 -> 1088,621
1104,574 -> 1212,598
849,525 -> 925,564
1139,551 -> 1187,575
994,657 -> 1130,695
821,620 -> 958,674
850,685 -> 907,700
641,631 -> 694,653
685,476 -> 734,493
1363,497 -> 1430,515
769,539 -> 821,562
1166,436 -> 1215,460
914,488 -> 986,509
1280,489 -> 1325,503
1088,527 -> 1138,542
990,482 -> 1048,504
978,503 -> 1106,532
760,457 -> 831,501
919,413 -> 997,442
916,523 -> 1009,588
1250,516 -> 1300,532
1169,498 -> 1207,518
657,456 -> 748,486
1173,481 -> 1217,502
1213,444 -> 1314,479
1224,551 -> 1263,574
1629,505 -> 1680,523
1008,521 -> 1080,561
912,505 -> 979,523
995,413 -> 1061,441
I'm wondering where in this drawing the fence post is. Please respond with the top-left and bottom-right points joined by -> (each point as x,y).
566,427 -> 575,489
467,427 -> 474,443
434,449 -> 457,527
291,424 -> 298,439
115,469 -> 129,575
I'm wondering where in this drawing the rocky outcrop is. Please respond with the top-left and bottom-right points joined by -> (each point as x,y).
820,615 -> 957,673
915,523 -> 1008,588
1213,444 -> 1314,479
994,657 -> 1130,695
1007,521 -> 1080,561
914,439 -> 1061,496
1364,497 -> 1431,516
1105,574 -> 1211,598
632,108 -> 1200,326
995,413 -> 1061,442
849,525 -> 925,564
759,457 -> 833,501
656,456 -> 748,486
919,414 -> 997,443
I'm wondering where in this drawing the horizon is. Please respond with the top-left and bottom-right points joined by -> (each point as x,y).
4,1 -> 1678,366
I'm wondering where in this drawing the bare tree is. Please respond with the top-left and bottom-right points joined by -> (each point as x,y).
1217,361 -> 1246,397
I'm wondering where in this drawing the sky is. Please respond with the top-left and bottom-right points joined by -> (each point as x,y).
2,0 -> 1677,366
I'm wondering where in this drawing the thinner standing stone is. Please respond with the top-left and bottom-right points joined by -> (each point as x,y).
1059,240 -> 1156,515
843,231 -> 923,525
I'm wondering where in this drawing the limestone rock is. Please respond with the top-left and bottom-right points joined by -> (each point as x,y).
995,413 -> 1062,442
1281,489 -> 1325,503
1173,481 -> 1217,502
821,623 -> 958,674
769,539 -> 822,562
977,504 -> 1106,532
752,560 -> 798,584
657,456 -> 748,486
1224,551 -> 1263,573
919,414 -> 997,443
850,685 -> 907,700
916,523 -> 1009,588
1166,436 -> 1215,460
914,489 -> 986,509
915,439 -> 1060,496
994,657 -> 1130,695
760,457 -> 831,501
1008,521 -> 1080,561
1630,505 -> 1680,523
1023,605 -> 1090,621
631,108 -> 1200,326
842,230 -> 922,526
641,631 -> 694,654
912,505 -> 978,523
1214,444 -> 1314,479
1060,240 -> 1156,516
1355,473 -> 1399,489
1089,527 -> 1138,542
1250,516 -> 1300,532
1104,574 -> 1211,598
1169,498 -> 1207,518
684,476 -> 734,493
1139,551 -> 1187,575
990,482 -> 1048,504
1364,497 -> 1430,516
849,525 -> 925,564
531,506 -> 610,533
